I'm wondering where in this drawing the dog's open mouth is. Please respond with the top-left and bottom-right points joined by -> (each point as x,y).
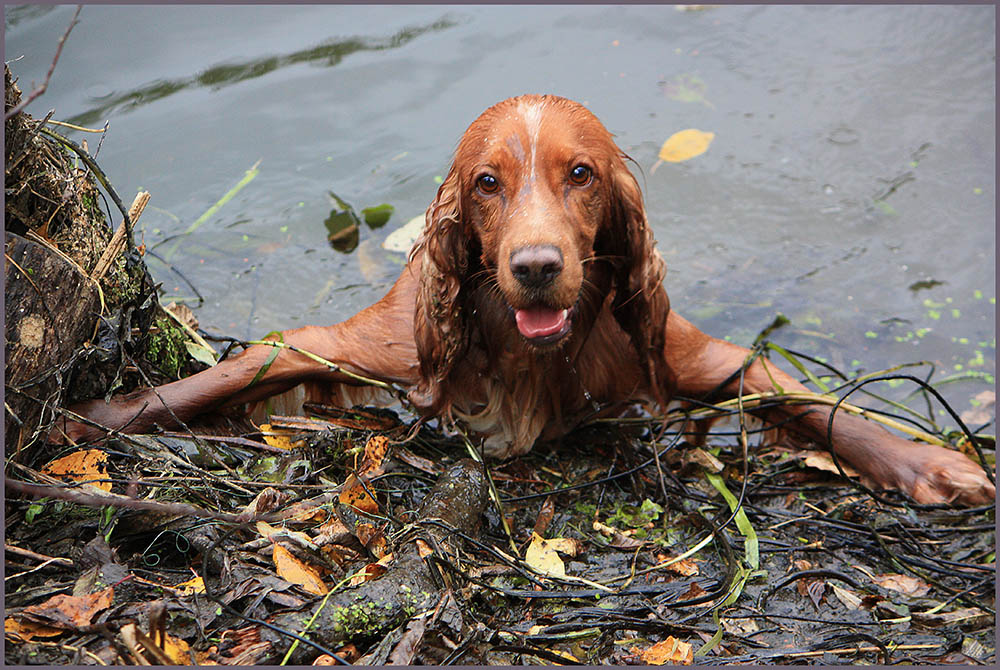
514,305 -> 572,345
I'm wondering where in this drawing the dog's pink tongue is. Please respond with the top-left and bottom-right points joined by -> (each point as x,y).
515,306 -> 567,338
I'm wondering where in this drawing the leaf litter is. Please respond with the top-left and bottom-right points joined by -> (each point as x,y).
7,340 -> 995,664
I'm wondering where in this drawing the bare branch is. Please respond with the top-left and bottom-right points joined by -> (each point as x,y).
4,5 -> 83,121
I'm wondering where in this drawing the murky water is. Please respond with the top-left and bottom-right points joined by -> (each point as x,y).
6,5 -> 994,420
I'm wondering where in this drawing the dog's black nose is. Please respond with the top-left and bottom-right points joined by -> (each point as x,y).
510,245 -> 564,288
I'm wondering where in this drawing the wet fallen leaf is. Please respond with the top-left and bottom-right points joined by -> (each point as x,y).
593,520 -> 644,549
683,447 -> 724,473
660,73 -> 714,107
805,578 -> 826,609
678,581 -> 709,602
272,544 -> 327,595
338,474 -> 379,514
913,606 -> 988,626
831,584 -> 863,610
961,390 -> 995,426
357,434 -> 390,474
348,555 -> 393,587
383,214 -> 425,254
18,587 -> 114,629
666,557 -> 700,577
640,636 -> 694,665
361,203 -> 394,229
4,617 -> 64,642
259,424 -> 304,451
721,617 -> 759,636
525,532 -> 569,578
41,449 -> 112,492
870,573 -> 930,597
651,129 -> 715,173
354,522 -> 389,558
533,496 -> 556,536
176,575 -> 205,595
160,631 -> 192,664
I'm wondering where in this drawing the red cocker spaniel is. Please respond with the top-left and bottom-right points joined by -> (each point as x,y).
58,95 -> 994,505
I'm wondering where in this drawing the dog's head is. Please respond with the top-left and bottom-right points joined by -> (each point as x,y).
410,94 -> 672,411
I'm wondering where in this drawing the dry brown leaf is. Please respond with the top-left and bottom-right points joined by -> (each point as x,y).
19,587 -> 114,630
913,606 -> 989,626
283,502 -> 327,523
348,555 -> 393,587
163,301 -> 199,330
272,544 -> 327,595
803,453 -> 859,477
870,573 -> 930,597
640,636 -> 694,665
41,449 -> 112,492
831,584 -> 863,610
666,557 -> 700,577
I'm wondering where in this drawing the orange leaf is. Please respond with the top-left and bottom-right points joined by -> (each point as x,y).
640,636 -> 694,665
19,587 -> 114,629
272,544 -> 328,595
259,423 -> 304,450
5,616 -> 64,642
160,631 -> 192,664
41,449 -> 111,492
338,474 -> 379,514
357,434 -> 390,475
348,558 -> 390,587
666,558 -> 700,577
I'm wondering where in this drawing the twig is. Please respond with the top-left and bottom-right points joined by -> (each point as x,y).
4,5 -> 82,121
92,190 -> 149,281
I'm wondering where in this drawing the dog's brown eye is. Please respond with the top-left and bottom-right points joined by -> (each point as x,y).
569,165 -> 592,186
477,174 -> 499,194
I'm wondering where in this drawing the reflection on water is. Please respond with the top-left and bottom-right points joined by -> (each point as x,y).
69,17 -> 456,126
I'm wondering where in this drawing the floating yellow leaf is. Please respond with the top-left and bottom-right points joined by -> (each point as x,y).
651,129 -> 715,173
272,544 -> 328,595
41,449 -> 112,492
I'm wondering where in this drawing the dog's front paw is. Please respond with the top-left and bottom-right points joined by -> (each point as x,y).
890,443 -> 995,506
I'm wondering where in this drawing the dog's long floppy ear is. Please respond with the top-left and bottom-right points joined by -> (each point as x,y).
600,157 -> 676,405
408,166 -> 470,413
